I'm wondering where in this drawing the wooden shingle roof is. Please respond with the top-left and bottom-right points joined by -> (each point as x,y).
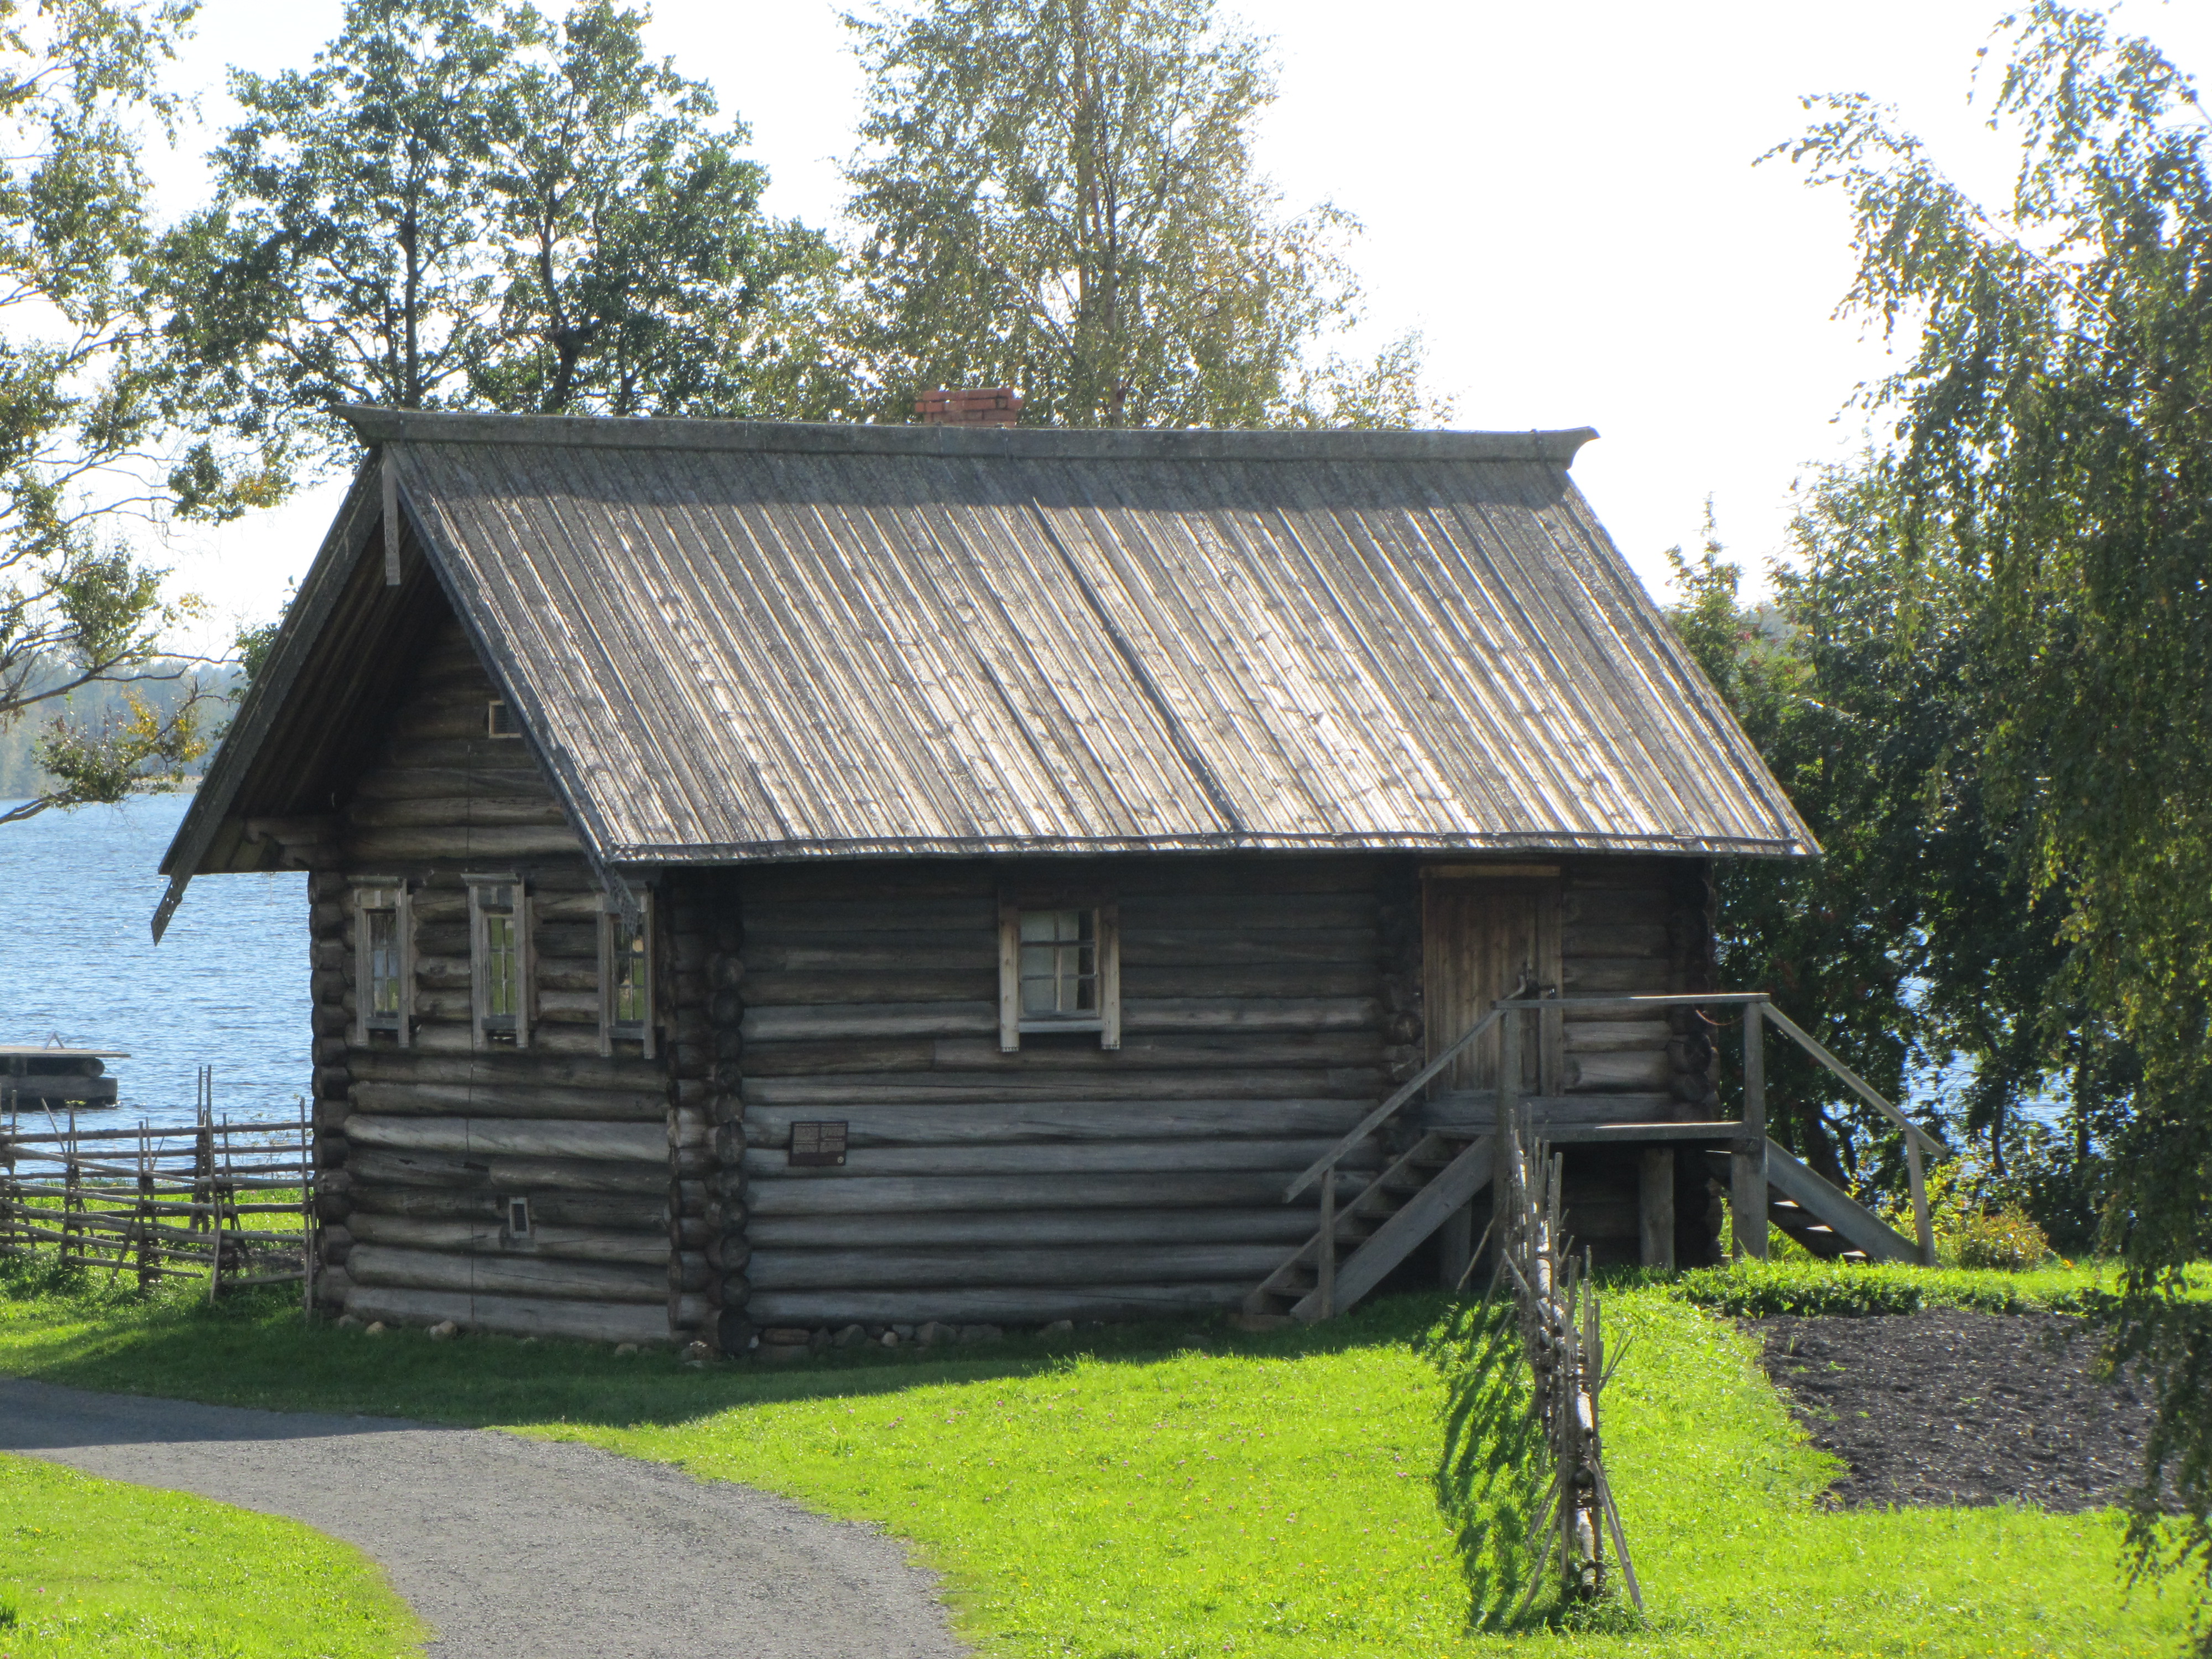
161,409 -> 1813,911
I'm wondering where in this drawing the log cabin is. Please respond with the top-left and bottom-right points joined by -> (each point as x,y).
153,401 -> 1910,1353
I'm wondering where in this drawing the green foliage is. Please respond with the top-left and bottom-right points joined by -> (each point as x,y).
167,0 -> 853,472
842,0 -> 1445,429
1782,1 -> 2212,1613
0,1 -> 265,826
1666,1256 -> 2131,1319
0,1451 -> 425,1656
1952,1205 -> 2053,1272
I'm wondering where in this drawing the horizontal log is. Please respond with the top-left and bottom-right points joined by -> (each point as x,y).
740,998 -> 1384,1042
347,1050 -> 666,1091
1561,1021 -> 1674,1055
347,1082 -> 670,1123
1415,1092 -> 1674,1131
1561,888 -> 1670,927
741,1032 -> 1381,1079
1120,894 -> 1377,932
1119,928 -> 1379,967
408,1023 -> 608,1058
342,1284 -> 672,1344
379,737 -> 552,770
742,1098 -> 1366,1148
348,1243 -> 667,1303
750,1243 -> 1289,1291
1562,923 -> 1669,958
745,1282 -> 1250,1326
348,1115 -> 671,1164
345,1147 -> 673,1195
745,857 -> 1378,904
740,1136 -> 1367,1182
347,798 -> 572,830
742,1067 -> 1386,1107
1562,1051 -> 1674,1091
343,826 -> 583,862
747,1171 -> 1307,1216
349,1187 -> 671,1230
742,1002 -> 992,1042
348,1212 -> 670,1265
748,1207 -> 1319,1250
1561,958 -> 1675,994
741,963 -> 1379,1008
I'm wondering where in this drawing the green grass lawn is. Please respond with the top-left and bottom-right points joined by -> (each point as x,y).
0,1251 -> 2189,1658
0,1452 -> 424,1658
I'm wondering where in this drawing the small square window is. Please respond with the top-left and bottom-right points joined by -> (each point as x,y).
1019,909 -> 1097,1018
999,893 -> 1119,1052
487,698 -> 520,738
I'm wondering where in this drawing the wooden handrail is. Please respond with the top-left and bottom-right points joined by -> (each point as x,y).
1757,1003 -> 1947,1158
1284,999 -> 1515,1201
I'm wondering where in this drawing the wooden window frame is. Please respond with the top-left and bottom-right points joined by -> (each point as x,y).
350,881 -> 413,1046
597,890 -> 656,1058
464,874 -> 533,1051
998,890 -> 1119,1052
486,697 -> 521,739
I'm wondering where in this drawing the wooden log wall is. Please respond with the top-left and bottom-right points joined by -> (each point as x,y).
723,856 -> 1392,1333
1557,858 -> 1720,1267
313,617 -> 687,1343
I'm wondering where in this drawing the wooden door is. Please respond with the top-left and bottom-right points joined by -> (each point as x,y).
1422,872 -> 1562,1093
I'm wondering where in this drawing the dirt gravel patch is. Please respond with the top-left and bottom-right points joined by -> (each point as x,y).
0,1378 -> 963,1658
1749,1308 -> 2152,1511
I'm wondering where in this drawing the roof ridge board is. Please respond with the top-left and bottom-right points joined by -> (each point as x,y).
334,404 -> 1598,466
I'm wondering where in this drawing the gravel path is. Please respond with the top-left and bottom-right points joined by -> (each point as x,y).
0,1379 -> 963,1659
1750,1309 -> 2152,1511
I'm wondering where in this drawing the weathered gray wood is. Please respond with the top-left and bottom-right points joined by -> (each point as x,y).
744,1283 -> 1251,1326
1293,1136 -> 1494,1320
348,1115 -> 671,1164
739,995 -> 1381,1044
349,1213 -> 670,1264
347,1082 -> 669,1122
1416,1092 -> 1674,1131
1762,1138 -> 1918,1264
740,1136 -> 1364,1181
1733,1004 -> 1767,1260
349,1187 -> 670,1230
747,1171 -> 1301,1215
746,1207 -> 1318,1249
740,1067 -> 1383,1107
1562,1051 -> 1672,1092
346,826 -> 583,862
1638,1147 -> 1675,1271
346,1147 -> 674,1194
347,1050 -> 664,1092
742,1098 -> 1365,1147
750,1242 -> 1288,1290
349,1242 -> 668,1302
343,1284 -> 672,1344
347,798 -> 572,830
1559,1021 -> 1673,1054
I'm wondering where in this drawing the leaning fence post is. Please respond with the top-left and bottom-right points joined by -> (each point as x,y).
1731,1001 -> 1768,1260
299,1095 -> 315,1323
1905,1133 -> 1934,1266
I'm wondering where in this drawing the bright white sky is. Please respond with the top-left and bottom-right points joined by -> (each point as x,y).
145,0 -> 2212,651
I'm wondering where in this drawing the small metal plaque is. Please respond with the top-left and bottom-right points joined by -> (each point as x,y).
789,1120 -> 848,1167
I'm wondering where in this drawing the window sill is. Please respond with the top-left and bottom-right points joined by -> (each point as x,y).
1016,1018 -> 1105,1035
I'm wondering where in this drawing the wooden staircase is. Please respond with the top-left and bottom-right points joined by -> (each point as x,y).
1712,1139 -> 1919,1265
1243,1131 -> 1494,1321
1248,990 -> 1943,1323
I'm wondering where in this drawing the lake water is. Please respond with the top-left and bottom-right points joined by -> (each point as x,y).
0,793 -> 309,1130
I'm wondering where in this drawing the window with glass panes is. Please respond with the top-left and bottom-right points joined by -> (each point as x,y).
599,891 -> 655,1056
466,877 -> 530,1049
998,894 -> 1119,1051
352,883 -> 410,1044
1019,909 -> 1096,1018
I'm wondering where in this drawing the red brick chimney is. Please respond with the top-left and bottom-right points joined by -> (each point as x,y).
915,385 -> 1022,427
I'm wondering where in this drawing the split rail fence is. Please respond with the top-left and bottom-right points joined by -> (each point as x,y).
0,1070 -> 316,1308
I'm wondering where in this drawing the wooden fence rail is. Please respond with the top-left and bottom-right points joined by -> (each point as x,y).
0,1074 -> 315,1311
